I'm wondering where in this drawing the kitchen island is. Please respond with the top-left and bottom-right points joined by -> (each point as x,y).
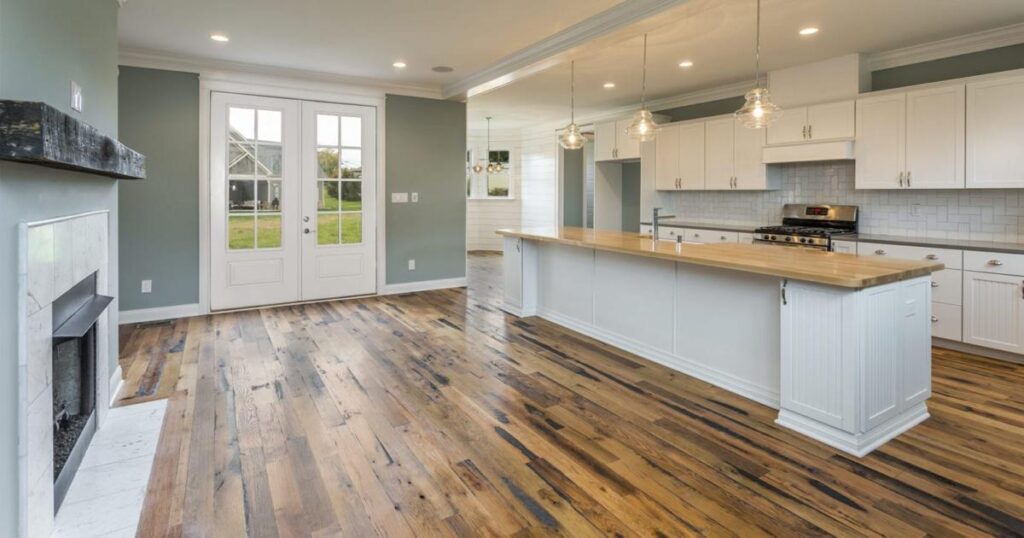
497,227 -> 944,456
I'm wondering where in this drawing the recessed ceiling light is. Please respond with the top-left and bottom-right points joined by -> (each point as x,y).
210,34 -> 229,42
799,27 -> 819,36
679,60 -> 694,68
393,61 -> 407,68
603,82 -> 616,89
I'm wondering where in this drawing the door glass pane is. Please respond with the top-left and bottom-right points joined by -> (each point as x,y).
257,110 -> 281,143
229,180 -> 255,211
340,148 -> 361,179
317,148 -> 339,178
341,181 -> 361,211
317,114 -> 339,146
257,180 -> 282,212
341,213 -> 362,244
256,215 -> 281,248
229,108 -> 255,140
229,215 -> 254,250
341,116 -> 361,147
317,213 -> 340,245
229,141 -> 255,177
257,143 -> 282,178
318,181 -> 339,210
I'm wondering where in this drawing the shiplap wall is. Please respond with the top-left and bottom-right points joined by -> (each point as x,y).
520,131 -> 559,229
467,132 -> 521,250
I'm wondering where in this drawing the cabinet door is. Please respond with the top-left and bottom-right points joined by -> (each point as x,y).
677,122 -> 706,190
616,119 -> 641,160
704,118 -> 735,190
808,100 -> 855,141
831,240 -> 857,254
654,124 -> 680,190
503,236 -> 523,309
963,271 -> 1024,353
594,121 -> 617,161
966,76 -> 1024,188
906,85 -> 965,189
766,106 -> 808,145
733,119 -> 767,190
855,93 -> 906,189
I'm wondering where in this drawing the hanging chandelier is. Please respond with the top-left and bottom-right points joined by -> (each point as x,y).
472,117 -> 502,174
735,0 -> 782,128
558,61 -> 585,150
626,33 -> 659,142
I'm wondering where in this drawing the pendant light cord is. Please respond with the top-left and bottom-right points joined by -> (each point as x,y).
570,61 -> 575,124
486,116 -> 491,166
754,0 -> 761,87
641,34 -> 648,108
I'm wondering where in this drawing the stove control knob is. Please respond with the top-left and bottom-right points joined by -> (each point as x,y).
798,237 -> 807,243
769,235 -> 777,241
784,236 -> 792,242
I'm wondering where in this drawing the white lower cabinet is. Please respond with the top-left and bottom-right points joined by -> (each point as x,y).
501,236 -> 537,316
738,232 -> 755,244
931,302 -> 962,342
963,270 -> 1024,353
832,240 -> 857,254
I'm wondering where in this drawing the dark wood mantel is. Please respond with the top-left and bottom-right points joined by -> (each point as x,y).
0,100 -> 145,180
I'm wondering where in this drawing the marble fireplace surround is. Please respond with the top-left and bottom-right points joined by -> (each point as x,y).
17,210 -> 114,538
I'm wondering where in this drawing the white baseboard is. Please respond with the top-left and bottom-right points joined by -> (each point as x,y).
119,303 -> 203,324
776,403 -> 930,457
537,308 -> 781,410
933,337 -> 1024,365
108,365 -> 124,407
379,277 -> 467,295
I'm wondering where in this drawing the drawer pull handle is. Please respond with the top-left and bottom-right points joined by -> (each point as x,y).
693,233 -> 700,238
874,249 -> 886,255
931,282 -> 939,288
931,316 -> 938,323
926,254 -> 939,260
988,259 -> 1004,266
720,236 -> 727,241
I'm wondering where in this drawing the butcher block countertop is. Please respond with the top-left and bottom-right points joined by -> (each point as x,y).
497,227 -> 944,289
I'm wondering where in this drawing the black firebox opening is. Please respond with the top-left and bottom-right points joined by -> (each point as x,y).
52,324 -> 96,481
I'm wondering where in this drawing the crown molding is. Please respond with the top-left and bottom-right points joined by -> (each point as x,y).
866,22 -> 1024,71
118,48 -> 443,99
442,0 -> 690,100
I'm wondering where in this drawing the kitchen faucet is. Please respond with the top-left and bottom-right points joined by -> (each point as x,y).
652,207 -> 675,240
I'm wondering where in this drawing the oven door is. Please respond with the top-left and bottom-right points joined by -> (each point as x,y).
753,238 -> 829,251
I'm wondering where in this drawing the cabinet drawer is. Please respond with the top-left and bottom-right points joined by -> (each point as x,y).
690,229 -> 737,243
857,242 -> 962,269
964,250 -> 1024,275
657,227 -> 683,241
639,225 -> 653,236
930,269 -> 961,305
832,240 -> 857,254
931,302 -> 962,341
738,232 -> 755,244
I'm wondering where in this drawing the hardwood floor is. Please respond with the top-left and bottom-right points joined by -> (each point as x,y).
118,253 -> 1024,537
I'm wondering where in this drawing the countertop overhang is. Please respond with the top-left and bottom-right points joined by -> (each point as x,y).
497,227 -> 944,289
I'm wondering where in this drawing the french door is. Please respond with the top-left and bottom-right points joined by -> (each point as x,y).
210,92 -> 376,311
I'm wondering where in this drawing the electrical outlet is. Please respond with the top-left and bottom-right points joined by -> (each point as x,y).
70,81 -> 83,112
411,192 -> 419,203
141,279 -> 152,293
408,259 -> 416,271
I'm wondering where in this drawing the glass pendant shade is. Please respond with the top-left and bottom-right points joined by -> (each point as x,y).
559,122 -> 585,150
472,163 -> 483,174
626,109 -> 659,142
735,87 -> 782,129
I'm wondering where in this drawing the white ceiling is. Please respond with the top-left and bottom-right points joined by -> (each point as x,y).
468,0 -> 1024,130
117,0 -> 623,90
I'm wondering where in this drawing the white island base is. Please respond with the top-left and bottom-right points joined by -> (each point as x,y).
502,236 -> 933,457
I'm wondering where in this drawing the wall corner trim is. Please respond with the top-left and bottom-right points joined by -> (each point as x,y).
108,365 -> 124,407
119,303 -> 203,324
380,277 -> 468,296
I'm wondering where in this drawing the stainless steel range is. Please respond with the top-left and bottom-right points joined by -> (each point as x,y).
754,204 -> 858,251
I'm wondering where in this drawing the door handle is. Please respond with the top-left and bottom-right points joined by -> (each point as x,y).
931,316 -> 938,323
304,228 -> 315,234
875,249 -> 886,255
907,171 -> 911,187
988,259 -> 1004,266
931,281 -> 939,288
926,254 -> 938,260
802,125 -> 807,139
898,171 -> 904,187
808,124 -> 812,139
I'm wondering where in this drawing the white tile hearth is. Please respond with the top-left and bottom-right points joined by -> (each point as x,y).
53,399 -> 167,538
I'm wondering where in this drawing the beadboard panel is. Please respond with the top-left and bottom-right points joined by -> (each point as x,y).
656,160 -> 1024,243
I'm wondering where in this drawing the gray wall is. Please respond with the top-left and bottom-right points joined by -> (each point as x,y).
385,95 -> 467,284
562,148 -> 584,227
0,0 -> 120,534
118,67 -> 200,311
655,96 -> 746,122
621,162 -> 642,232
872,43 -> 1024,91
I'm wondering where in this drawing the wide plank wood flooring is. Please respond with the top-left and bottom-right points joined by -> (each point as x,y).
118,252 -> 1024,537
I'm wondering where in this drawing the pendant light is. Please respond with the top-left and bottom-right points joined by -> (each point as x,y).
482,117 -> 503,173
626,33 -> 659,142
558,61 -> 585,150
735,0 -> 782,129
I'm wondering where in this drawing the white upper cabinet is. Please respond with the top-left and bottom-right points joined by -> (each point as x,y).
733,119 -> 768,190
906,85 -> 965,189
678,122 -> 706,190
855,93 -> 906,189
654,124 -> 680,190
766,100 -> 854,145
594,121 -> 617,161
616,119 -> 641,160
966,75 -> 1024,188
704,118 -> 736,190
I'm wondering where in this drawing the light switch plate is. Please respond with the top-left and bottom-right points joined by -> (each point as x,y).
70,81 -> 83,112
391,192 -> 409,203
408,259 -> 416,270
141,279 -> 152,293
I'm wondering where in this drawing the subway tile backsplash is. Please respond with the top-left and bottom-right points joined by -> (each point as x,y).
659,161 -> 1024,243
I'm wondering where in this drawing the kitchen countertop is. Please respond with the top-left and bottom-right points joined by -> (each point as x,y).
498,227 -> 943,289
639,221 -> 1024,254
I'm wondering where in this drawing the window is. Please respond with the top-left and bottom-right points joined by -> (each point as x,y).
467,146 -> 513,199
315,113 -> 363,246
227,107 -> 283,250
486,150 -> 510,197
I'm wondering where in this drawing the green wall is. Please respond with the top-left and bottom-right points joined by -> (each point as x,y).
562,148 -> 584,227
655,96 -> 746,122
118,67 -> 200,310
384,95 -> 467,284
0,0 -> 120,534
872,43 -> 1024,91
620,162 -> 641,232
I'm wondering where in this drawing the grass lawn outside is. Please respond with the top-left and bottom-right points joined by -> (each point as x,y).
229,211 -> 361,250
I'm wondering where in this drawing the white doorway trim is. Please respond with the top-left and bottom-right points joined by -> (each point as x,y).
198,74 -> 388,315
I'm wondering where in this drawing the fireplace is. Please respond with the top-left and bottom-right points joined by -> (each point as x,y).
50,271 -> 112,510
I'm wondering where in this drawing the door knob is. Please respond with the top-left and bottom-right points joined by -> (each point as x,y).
304,228 -> 315,234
